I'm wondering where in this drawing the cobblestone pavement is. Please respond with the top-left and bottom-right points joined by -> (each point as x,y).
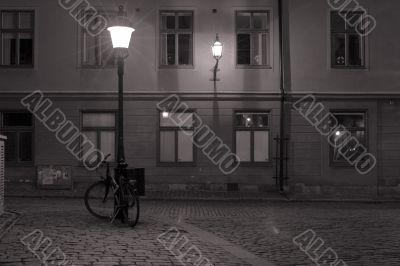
0,198 -> 400,266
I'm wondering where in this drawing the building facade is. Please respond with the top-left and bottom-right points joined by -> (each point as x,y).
0,0 -> 399,198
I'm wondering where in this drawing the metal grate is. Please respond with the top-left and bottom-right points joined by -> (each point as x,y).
0,139 -> 4,215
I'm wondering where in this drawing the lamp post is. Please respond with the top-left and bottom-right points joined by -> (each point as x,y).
211,34 -> 223,89
107,6 -> 135,169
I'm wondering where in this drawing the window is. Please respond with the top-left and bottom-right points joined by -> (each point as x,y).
158,111 -> 195,164
160,11 -> 193,67
0,112 -> 33,163
0,10 -> 34,67
234,112 -> 270,164
331,11 -> 365,68
330,112 -> 366,164
236,11 -> 270,67
81,12 -> 115,67
82,112 -> 116,162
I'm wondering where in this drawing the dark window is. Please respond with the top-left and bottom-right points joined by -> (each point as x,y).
331,11 -> 365,68
82,112 -> 116,162
1,112 -> 33,163
160,11 -> 193,67
236,11 -> 270,67
0,11 -> 34,67
159,111 -> 194,164
330,112 -> 366,164
234,112 -> 270,163
81,12 -> 115,67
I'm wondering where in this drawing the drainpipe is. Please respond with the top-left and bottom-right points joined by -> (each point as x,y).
278,0 -> 286,193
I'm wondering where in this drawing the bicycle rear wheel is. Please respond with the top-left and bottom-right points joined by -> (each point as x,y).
84,181 -> 114,219
121,184 -> 140,227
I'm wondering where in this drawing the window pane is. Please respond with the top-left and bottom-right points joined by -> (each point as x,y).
82,131 -> 97,155
178,34 -> 192,65
2,12 -> 18,29
100,32 -> 115,66
2,33 -> 17,65
19,132 -> 32,161
3,113 -> 32,127
82,113 -> 115,128
252,33 -> 268,65
100,131 -> 115,162
19,12 -> 33,29
334,114 -> 365,128
253,12 -> 268,30
161,13 -> 175,29
333,131 -> 365,162
236,113 -> 269,128
19,33 -> 33,65
332,33 -> 346,66
237,34 -> 251,65
236,131 -> 251,162
178,131 -> 193,162
160,131 -> 175,162
345,12 -> 363,32
82,33 -> 97,65
348,34 -> 362,66
160,112 -> 193,128
160,33 -> 175,65
331,12 -> 345,32
3,131 -> 17,162
236,12 -> 251,29
178,13 -> 192,29
254,131 -> 269,162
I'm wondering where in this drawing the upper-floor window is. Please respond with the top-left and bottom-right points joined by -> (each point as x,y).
0,11 -> 34,67
81,12 -> 115,67
0,112 -> 33,164
236,11 -> 270,67
159,11 -> 193,67
234,111 -> 270,164
331,11 -> 365,68
158,110 -> 195,165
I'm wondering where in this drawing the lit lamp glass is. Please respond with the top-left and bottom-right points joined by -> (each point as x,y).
212,34 -> 223,60
108,26 -> 135,48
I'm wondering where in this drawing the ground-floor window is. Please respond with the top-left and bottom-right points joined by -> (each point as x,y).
330,111 -> 366,164
0,112 -> 33,164
158,110 -> 195,165
234,111 -> 270,164
81,112 -> 116,162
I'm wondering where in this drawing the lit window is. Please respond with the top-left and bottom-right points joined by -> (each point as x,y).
160,11 -> 193,67
236,11 -> 270,67
234,112 -> 270,163
159,111 -> 194,164
0,11 -> 34,67
331,11 -> 365,68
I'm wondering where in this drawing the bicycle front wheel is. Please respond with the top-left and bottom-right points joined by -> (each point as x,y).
121,184 -> 140,227
84,181 -> 114,220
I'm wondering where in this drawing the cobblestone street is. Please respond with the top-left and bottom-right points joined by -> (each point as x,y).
1,198 -> 400,266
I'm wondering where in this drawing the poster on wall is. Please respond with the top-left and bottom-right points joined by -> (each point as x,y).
37,165 -> 72,189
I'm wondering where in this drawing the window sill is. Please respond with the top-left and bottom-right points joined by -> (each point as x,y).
5,162 -> 34,167
235,65 -> 272,70
330,66 -> 368,71
0,65 -> 34,69
237,161 -> 273,167
157,162 -> 196,167
159,65 -> 194,70
80,65 -> 116,69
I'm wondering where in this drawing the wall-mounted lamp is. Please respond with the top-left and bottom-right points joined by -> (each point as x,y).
211,34 -> 223,86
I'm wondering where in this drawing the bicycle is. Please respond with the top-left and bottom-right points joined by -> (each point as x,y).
84,154 -> 140,227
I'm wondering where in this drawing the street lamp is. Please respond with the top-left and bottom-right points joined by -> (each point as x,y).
211,34 -> 223,88
107,6 -> 134,168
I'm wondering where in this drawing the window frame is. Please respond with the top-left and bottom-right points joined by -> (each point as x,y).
233,110 -> 272,166
157,109 -> 196,166
235,10 -> 272,69
80,111 -> 117,163
0,111 -> 34,166
159,10 -> 194,69
79,9 -> 116,69
330,11 -> 366,69
0,9 -> 35,68
329,110 -> 368,167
